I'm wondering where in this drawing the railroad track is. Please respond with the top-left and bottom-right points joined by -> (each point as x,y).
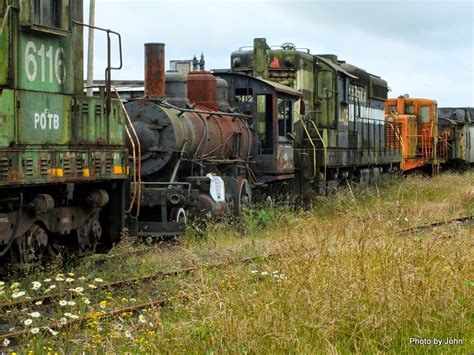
0,252 -> 278,345
397,215 -> 474,234
91,245 -> 164,264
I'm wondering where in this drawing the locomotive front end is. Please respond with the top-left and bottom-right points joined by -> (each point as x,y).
0,0 -> 128,265
125,43 -> 254,237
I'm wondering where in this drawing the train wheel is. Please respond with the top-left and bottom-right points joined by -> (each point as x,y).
234,178 -> 252,216
76,218 -> 102,255
11,225 -> 48,264
265,195 -> 273,209
170,207 -> 187,224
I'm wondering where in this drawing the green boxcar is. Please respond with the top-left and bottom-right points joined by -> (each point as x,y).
0,0 -> 128,264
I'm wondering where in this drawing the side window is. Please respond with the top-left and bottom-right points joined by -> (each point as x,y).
419,106 -> 430,123
317,71 -> 333,98
234,88 -> 253,115
277,99 -> 292,138
235,88 -> 253,104
388,105 -> 397,113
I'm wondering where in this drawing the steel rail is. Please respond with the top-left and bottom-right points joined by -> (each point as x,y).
396,215 -> 474,234
0,253 -> 278,312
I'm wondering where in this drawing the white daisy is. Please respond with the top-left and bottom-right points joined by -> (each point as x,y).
30,312 -> 41,318
88,284 -> 97,289
24,319 -> 33,326
124,330 -> 133,339
64,313 -> 79,319
59,300 -> 68,306
2,338 -> 10,347
67,301 -> 76,306
93,278 -> 104,283
31,282 -> 42,290
35,300 -> 43,306
82,298 -> 91,305
30,328 -> 40,334
59,317 -> 67,325
44,284 -> 57,293
47,327 -> 58,336
138,314 -> 146,324
65,278 -> 74,283
12,291 -> 26,298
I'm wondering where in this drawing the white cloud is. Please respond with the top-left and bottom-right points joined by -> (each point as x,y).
83,0 -> 473,106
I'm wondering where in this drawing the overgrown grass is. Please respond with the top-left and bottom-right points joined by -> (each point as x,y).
4,172 -> 473,353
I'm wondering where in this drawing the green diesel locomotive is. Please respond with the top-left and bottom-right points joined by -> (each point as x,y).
230,38 -> 402,196
0,0 -> 128,265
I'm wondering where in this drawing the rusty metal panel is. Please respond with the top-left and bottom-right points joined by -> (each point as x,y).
187,71 -> 218,111
276,143 -> 294,172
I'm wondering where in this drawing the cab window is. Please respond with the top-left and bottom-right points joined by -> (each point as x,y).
257,94 -> 273,154
405,104 -> 415,114
419,106 -> 430,123
33,0 -> 68,30
278,99 -> 292,138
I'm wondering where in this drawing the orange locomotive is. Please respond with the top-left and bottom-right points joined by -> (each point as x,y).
385,95 -> 448,174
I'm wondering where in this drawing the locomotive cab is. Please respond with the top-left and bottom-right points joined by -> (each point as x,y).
214,72 -> 302,182
385,96 -> 444,173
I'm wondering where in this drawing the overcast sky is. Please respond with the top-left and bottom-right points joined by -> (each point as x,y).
83,0 -> 473,107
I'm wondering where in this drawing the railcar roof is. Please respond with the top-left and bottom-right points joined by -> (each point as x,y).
213,70 -> 302,97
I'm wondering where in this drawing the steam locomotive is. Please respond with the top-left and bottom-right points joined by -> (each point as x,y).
125,44 -> 302,237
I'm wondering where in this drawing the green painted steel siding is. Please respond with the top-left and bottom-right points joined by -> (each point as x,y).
0,90 -> 14,147
16,90 -> 71,144
0,6 -> 9,86
72,97 -> 125,146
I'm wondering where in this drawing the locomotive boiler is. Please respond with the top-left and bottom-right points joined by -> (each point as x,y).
125,43 -> 254,237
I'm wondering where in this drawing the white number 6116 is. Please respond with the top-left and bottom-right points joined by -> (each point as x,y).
25,41 -> 66,85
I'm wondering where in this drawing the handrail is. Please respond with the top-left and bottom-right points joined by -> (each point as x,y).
74,21 -> 123,116
113,88 -> 142,218
298,114 -> 316,180
308,120 -> 327,182
387,121 -> 404,167
0,5 -> 18,36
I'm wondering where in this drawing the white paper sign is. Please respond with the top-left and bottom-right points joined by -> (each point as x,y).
207,174 -> 225,202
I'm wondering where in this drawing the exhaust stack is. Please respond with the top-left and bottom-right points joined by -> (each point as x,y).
144,43 -> 165,98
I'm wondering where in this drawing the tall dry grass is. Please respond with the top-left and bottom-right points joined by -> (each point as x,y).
15,172 -> 474,353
